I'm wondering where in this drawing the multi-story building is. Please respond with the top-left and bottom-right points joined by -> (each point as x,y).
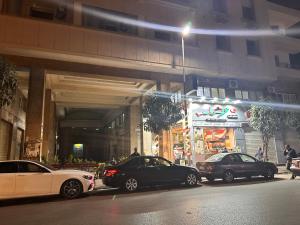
0,0 -> 299,164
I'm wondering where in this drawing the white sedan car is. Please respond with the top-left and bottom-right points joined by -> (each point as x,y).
0,160 -> 95,200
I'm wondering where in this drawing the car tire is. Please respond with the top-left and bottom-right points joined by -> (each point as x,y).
264,168 -> 275,180
223,170 -> 234,183
60,179 -> 83,199
124,177 -> 139,192
206,176 -> 215,182
185,173 -> 198,186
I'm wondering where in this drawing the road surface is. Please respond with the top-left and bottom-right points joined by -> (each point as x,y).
0,177 -> 299,225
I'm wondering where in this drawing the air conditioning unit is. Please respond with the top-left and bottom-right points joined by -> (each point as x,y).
267,86 -> 276,94
228,80 -> 239,89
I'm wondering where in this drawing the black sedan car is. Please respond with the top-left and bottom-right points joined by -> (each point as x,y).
196,153 -> 278,183
102,156 -> 201,192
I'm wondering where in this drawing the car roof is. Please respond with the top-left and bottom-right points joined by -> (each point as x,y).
0,160 -> 37,163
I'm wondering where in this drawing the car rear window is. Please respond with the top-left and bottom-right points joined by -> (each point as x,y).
205,153 -> 227,162
0,162 -> 18,173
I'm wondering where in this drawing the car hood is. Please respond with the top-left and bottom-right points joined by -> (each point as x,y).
52,169 -> 94,176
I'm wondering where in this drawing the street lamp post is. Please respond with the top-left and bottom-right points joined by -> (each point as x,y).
181,23 -> 196,166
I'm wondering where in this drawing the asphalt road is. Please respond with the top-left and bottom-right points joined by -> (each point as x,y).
1,177 -> 300,225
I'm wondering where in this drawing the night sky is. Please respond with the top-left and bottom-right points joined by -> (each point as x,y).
269,0 -> 300,10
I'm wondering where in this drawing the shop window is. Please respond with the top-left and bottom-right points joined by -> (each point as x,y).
242,0 -> 256,21
213,0 -> 227,14
82,5 -> 138,36
246,40 -> 260,56
216,36 -> 231,52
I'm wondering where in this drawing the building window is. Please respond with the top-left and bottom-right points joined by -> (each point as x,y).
198,87 -> 226,99
211,88 -> 219,98
282,93 -> 297,104
246,40 -> 260,56
154,31 -> 172,42
216,36 -> 231,52
235,90 -> 249,100
242,0 -> 256,21
204,87 -> 211,98
82,5 -> 138,36
213,0 -> 227,14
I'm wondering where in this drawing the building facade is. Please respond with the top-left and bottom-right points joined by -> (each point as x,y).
0,0 -> 299,164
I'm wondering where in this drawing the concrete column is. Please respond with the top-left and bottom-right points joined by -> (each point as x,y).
25,67 -> 45,160
130,104 -> 141,154
73,0 -> 82,26
42,89 -> 56,161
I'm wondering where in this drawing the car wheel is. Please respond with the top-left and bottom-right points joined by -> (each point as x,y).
124,177 -> 139,192
223,170 -> 234,183
186,173 -> 198,186
206,176 -> 215,182
60,179 -> 83,199
264,168 -> 275,180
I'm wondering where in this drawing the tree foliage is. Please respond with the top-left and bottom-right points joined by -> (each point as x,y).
142,94 -> 183,134
0,57 -> 17,109
249,104 -> 281,161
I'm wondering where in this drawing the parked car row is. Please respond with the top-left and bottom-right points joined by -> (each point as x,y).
0,153 -> 279,200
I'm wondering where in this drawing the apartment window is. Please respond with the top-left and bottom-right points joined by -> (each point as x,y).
246,40 -> 260,56
216,36 -> 231,52
213,0 -> 227,14
282,93 -> 297,104
249,91 -> 263,101
219,88 -> 226,98
204,87 -> 211,98
235,90 -> 249,100
211,88 -> 219,98
242,0 -> 255,21
154,31 -> 172,42
198,87 -> 226,99
82,5 -> 138,36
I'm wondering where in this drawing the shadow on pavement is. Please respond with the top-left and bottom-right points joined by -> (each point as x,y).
92,183 -> 202,198
202,176 -> 285,187
0,195 -> 65,207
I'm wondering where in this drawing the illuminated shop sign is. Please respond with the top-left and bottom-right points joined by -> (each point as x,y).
192,104 -> 247,127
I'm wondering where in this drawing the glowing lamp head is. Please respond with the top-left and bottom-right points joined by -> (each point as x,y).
182,23 -> 192,37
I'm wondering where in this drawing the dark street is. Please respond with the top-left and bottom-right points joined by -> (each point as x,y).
1,178 -> 299,225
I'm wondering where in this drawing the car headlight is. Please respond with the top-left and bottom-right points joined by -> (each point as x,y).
83,175 -> 93,180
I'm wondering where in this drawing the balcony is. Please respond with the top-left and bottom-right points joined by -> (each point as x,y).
0,15 -> 273,81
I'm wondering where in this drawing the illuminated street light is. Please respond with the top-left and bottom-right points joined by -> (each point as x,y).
182,23 -> 191,37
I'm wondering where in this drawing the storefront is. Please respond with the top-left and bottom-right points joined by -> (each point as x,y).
189,102 -> 248,162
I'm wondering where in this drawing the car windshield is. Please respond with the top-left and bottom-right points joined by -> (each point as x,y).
205,153 -> 227,162
117,157 -> 132,166
34,161 -> 57,171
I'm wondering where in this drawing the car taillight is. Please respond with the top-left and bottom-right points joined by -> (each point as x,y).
104,169 -> 120,177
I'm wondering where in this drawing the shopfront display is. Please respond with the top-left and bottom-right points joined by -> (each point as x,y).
190,103 -> 248,161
